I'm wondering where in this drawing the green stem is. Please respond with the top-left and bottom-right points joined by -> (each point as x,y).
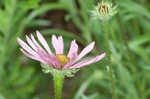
104,21 -> 117,99
53,74 -> 64,99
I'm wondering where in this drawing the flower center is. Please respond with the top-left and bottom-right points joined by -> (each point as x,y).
56,54 -> 70,66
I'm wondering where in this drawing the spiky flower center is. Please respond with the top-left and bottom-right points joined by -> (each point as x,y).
56,54 -> 70,66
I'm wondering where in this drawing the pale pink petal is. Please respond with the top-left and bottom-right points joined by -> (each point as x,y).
26,35 -> 37,51
31,34 -> 51,58
36,47 -> 49,62
52,35 -> 64,55
63,40 -> 78,69
37,47 -> 61,68
20,48 -> 46,64
17,38 -> 37,56
52,35 -> 59,54
75,42 -> 95,62
58,36 -> 64,54
70,53 -> 106,69
36,31 -> 53,55
67,40 -> 78,59
31,34 -> 41,47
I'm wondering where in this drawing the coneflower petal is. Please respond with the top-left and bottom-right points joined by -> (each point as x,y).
30,34 -> 49,54
70,53 -> 106,68
52,35 -> 59,54
26,35 -> 37,51
17,38 -> 37,56
36,31 -> 53,56
20,48 -> 46,64
58,36 -> 64,54
31,34 -> 41,47
75,41 -> 95,62
67,40 -> 78,59
63,40 -> 78,69
37,47 -> 61,68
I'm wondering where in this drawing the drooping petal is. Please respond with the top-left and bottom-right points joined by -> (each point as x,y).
36,31 -> 53,56
17,38 -> 38,56
58,36 -> 64,54
70,53 -> 106,69
75,42 -> 95,62
20,48 -> 46,64
26,35 -> 37,51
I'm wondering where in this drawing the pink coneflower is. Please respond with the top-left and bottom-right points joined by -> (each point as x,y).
17,31 -> 106,70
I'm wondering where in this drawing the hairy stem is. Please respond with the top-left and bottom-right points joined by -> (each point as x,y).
104,21 -> 117,99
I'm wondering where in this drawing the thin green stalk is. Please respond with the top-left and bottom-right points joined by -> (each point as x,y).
103,21 -> 117,99
53,74 -> 64,99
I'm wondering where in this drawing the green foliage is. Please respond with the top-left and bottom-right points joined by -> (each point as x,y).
0,0 -> 150,99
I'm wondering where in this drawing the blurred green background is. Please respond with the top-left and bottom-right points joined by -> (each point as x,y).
0,0 -> 150,99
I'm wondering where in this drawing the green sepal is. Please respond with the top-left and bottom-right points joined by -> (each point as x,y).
41,63 -> 80,77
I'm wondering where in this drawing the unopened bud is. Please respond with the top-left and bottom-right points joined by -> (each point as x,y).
91,1 -> 117,21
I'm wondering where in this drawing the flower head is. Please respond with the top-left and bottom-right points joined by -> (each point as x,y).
17,31 -> 106,76
91,1 -> 117,21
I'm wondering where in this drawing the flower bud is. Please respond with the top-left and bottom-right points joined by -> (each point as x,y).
91,1 -> 117,21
